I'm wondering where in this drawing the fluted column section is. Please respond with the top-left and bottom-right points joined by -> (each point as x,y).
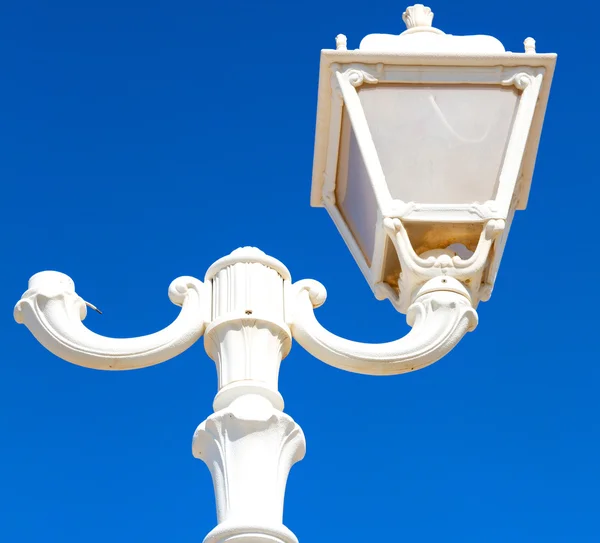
194,248 -> 305,543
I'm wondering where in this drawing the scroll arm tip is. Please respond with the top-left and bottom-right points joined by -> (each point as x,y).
84,300 -> 102,315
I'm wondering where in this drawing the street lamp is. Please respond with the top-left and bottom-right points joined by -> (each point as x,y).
312,3 -> 555,314
14,5 -> 555,543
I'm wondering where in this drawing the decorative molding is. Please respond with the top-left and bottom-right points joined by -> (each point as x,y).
360,4 -> 503,52
14,271 -> 208,370
384,201 -> 502,222
365,65 -> 528,84
206,319 -> 290,412
502,71 -> 535,90
288,276 -> 477,376
343,68 -> 378,88
203,249 -> 292,412
206,246 -> 291,282
193,394 -> 305,543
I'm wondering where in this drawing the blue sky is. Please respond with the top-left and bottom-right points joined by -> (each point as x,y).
0,0 -> 596,541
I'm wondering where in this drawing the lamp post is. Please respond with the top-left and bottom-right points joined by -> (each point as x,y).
14,5 -> 555,543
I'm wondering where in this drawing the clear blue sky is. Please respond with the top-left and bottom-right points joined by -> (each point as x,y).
0,0 -> 595,541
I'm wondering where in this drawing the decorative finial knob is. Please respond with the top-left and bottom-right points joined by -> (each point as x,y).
402,4 -> 434,30
524,37 -> 536,53
335,34 -> 347,51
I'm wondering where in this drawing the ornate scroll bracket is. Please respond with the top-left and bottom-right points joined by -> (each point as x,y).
15,245 -> 483,381
344,68 -> 379,88
287,275 -> 477,376
330,66 -> 380,102
14,270 -> 209,370
381,217 -> 505,313
502,71 -> 536,90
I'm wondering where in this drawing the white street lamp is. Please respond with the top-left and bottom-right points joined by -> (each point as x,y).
14,5 -> 555,543
312,3 -> 556,314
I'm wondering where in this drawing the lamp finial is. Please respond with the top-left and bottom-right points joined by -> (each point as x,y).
402,4 -> 434,30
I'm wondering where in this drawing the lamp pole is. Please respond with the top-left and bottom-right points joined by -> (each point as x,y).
14,4 -> 555,542
15,246 -> 477,543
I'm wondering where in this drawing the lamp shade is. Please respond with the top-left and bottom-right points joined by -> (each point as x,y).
311,4 -> 556,312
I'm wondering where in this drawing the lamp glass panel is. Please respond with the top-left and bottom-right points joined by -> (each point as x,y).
335,108 -> 378,265
358,84 -> 519,204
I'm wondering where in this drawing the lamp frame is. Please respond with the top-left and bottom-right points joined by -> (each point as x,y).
311,51 -> 556,308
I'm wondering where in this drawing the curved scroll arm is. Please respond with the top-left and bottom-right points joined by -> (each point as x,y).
14,271 -> 209,371
288,277 -> 478,376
